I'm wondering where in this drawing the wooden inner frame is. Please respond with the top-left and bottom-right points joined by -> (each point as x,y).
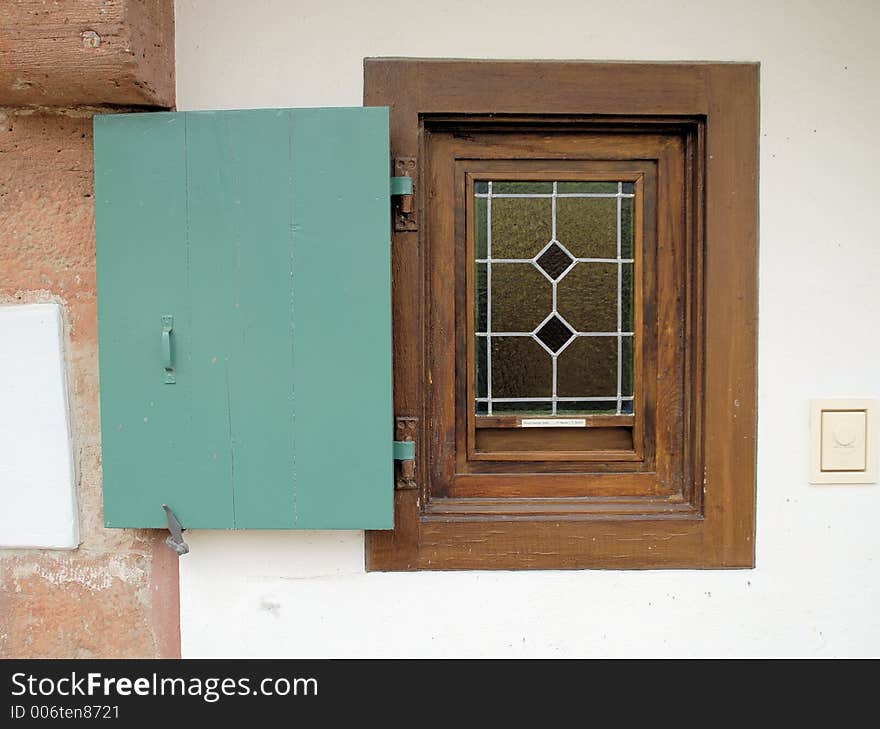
463,162 -> 650,463
431,127 -> 688,503
365,60 -> 759,570
456,145 -> 660,471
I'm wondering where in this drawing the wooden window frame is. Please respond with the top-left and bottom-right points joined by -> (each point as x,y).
461,157 -> 653,465
434,132 -> 679,498
366,59 -> 758,570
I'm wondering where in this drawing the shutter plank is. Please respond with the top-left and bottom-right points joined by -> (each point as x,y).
187,110 -> 299,528
185,111 -> 241,528
95,113 -> 202,528
290,108 -> 393,529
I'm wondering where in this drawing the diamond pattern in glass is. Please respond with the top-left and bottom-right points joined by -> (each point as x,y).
535,242 -> 574,280
474,179 -> 636,417
535,315 -> 574,353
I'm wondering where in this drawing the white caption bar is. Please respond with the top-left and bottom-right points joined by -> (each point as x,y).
520,418 -> 586,428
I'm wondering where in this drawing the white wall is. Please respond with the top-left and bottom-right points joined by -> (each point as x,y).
175,0 -> 880,657
0,303 -> 78,549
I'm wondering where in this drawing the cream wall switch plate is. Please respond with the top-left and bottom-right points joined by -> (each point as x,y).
810,399 -> 877,484
821,410 -> 866,471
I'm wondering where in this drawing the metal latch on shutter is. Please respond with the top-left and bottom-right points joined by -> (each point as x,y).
392,416 -> 417,490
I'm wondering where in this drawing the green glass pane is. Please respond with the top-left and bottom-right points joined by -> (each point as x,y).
493,181 -> 553,194
491,336 -> 552,399
621,262 -> 634,333
621,335 -> 634,397
556,336 -> 618,398
621,196 -> 634,259
491,197 -> 552,258
476,336 -> 487,398
491,263 -> 552,332
556,262 -> 617,332
556,197 -> 617,259
493,401 -> 553,414
476,263 -> 488,331
557,400 -> 618,414
475,196 -> 488,258
557,181 -> 618,194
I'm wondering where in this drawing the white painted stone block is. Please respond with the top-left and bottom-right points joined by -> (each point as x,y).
0,303 -> 79,549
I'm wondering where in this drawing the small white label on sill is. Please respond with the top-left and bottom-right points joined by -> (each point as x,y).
520,418 -> 586,428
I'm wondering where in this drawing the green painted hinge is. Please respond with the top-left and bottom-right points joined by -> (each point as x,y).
391,159 -> 417,232
393,416 -> 417,490
390,176 -> 413,196
393,440 -> 415,461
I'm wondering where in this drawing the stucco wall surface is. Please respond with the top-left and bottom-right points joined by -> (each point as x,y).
0,109 -> 178,658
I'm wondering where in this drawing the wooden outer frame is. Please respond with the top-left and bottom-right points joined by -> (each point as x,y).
365,60 -> 758,570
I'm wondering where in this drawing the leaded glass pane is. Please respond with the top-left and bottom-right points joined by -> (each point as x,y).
535,242 -> 574,280
557,399 -> 621,414
621,335 -> 634,397
491,336 -> 552,399
475,336 -> 487,399
557,181 -> 618,194
534,315 -> 574,353
492,401 -> 554,414
556,197 -> 617,258
621,262 -> 634,333
556,336 -> 618,399
491,263 -> 551,332
490,197 -> 552,258
493,181 -> 553,194
621,196 -> 634,259
474,180 -> 636,417
476,263 -> 488,332
556,262 -> 617,332
475,196 -> 488,258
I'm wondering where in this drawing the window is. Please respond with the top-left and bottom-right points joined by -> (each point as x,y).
366,60 -> 759,570
473,179 -> 636,419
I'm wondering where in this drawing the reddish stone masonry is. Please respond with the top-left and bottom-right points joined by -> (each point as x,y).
0,1 -> 179,659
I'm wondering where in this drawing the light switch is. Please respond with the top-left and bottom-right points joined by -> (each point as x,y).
821,410 -> 866,471
810,399 -> 877,484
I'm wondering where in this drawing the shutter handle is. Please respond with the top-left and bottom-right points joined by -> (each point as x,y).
161,315 -> 175,384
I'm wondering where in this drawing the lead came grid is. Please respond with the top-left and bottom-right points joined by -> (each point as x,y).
476,180 -> 635,416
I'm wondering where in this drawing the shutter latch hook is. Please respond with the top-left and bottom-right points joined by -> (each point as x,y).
162,504 -> 189,556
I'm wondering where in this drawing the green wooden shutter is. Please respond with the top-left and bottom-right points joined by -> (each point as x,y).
94,108 -> 393,530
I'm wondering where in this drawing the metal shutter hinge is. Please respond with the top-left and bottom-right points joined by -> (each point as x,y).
391,157 -> 417,231
393,416 -> 417,490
